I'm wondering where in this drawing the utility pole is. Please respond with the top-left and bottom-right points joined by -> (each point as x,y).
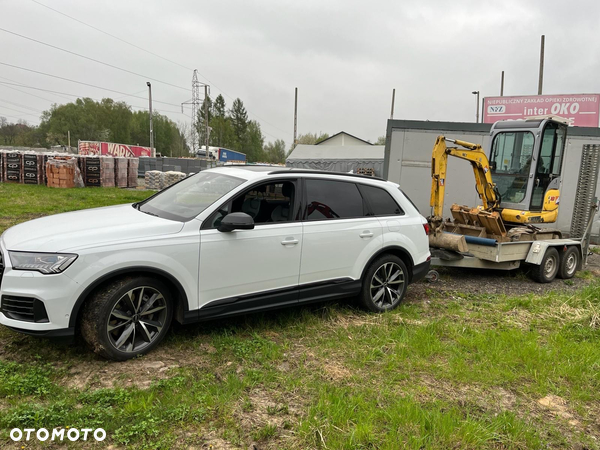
500,71 -> 504,96
293,87 -> 298,149
538,35 -> 545,95
204,84 -> 209,154
67,130 -> 71,150
181,70 -> 202,155
390,88 -> 396,119
472,91 -> 480,123
147,82 -> 154,155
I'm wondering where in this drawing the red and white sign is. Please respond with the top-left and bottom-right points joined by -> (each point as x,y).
483,94 -> 600,127
78,141 -> 153,157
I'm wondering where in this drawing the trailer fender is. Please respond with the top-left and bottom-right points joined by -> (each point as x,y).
526,240 -> 583,268
525,242 -> 551,266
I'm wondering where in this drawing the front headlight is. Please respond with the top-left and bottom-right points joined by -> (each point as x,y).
8,252 -> 78,274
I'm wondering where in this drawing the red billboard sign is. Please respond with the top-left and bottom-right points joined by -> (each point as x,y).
78,141 -> 153,157
483,94 -> 600,127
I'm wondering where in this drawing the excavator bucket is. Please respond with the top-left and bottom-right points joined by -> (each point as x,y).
450,204 -> 506,237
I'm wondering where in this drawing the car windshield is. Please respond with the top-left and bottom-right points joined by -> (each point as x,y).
138,171 -> 245,221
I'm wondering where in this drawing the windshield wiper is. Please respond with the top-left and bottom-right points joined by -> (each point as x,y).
141,209 -> 159,217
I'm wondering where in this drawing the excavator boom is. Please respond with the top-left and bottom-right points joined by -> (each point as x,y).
430,136 -> 500,218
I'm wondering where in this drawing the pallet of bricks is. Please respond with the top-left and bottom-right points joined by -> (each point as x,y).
356,167 -> 375,177
79,156 -> 115,187
114,157 -> 128,187
23,153 -> 46,185
128,158 -> 139,188
2,151 -> 22,183
46,157 -> 84,188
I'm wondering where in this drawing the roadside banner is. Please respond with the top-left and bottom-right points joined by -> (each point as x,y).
483,94 -> 600,127
78,141 -> 154,157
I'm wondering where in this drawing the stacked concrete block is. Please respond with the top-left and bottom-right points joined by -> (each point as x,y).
114,157 -> 128,188
128,158 -> 139,188
162,171 -> 186,188
144,170 -> 163,190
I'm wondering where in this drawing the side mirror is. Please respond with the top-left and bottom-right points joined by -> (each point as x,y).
218,212 -> 255,232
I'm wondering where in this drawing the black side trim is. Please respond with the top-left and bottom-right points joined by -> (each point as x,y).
5,325 -> 75,337
192,278 -> 359,323
411,260 -> 431,283
69,266 -> 190,328
298,278 -> 361,304
198,286 -> 298,321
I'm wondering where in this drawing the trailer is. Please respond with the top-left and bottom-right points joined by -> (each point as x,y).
218,148 -> 246,163
427,141 -> 600,283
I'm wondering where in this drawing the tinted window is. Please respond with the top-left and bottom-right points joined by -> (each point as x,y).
359,185 -> 404,216
305,180 -> 364,221
206,181 -> 296,229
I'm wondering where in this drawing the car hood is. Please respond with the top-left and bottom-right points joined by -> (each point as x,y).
2,204 -> 184,252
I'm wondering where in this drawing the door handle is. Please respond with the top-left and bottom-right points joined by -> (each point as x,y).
281,238 -> 299,246
359,231 -> 374,238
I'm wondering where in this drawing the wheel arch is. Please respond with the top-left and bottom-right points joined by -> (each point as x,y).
69,266 -> 191,329
361,246 -> 415,283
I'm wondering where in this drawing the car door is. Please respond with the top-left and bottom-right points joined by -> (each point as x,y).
299,178 -> 383,295
197,179 -> 302,318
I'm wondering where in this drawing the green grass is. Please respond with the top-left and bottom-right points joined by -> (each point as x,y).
0,183 -> 153,233
1,184 -> 600,449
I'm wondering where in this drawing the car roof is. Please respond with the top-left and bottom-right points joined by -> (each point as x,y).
206,165 -> 386,182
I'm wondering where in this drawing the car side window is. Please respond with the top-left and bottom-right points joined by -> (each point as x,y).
305,179 -> 364,221
206,181 -> 296,229
358,184 -> 404,216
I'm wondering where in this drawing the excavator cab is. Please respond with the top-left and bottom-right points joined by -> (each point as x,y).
488,117 -> 568,224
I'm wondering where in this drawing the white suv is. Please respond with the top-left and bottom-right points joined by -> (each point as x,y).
0,167 -> 430,360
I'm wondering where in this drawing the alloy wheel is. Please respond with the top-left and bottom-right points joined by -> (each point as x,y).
106,286 -> 168,353
370,262 -> 405,308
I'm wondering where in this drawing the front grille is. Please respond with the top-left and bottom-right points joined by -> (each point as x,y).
1,296 -> 49,323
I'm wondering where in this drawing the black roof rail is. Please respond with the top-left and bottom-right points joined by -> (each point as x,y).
268,169 -> 386,181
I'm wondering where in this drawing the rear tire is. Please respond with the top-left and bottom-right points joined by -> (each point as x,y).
81,276 -> 173,361
359,255 -> 408,312
529,247 -> 559,283
557,246 -> 579,279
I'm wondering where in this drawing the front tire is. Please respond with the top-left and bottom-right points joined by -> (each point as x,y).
359,255 -> 408,312
81,277 -> 173,361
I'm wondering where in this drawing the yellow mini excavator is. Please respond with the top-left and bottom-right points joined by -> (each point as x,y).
428,116 -> 568,250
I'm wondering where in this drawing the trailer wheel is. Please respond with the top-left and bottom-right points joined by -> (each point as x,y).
557,246 -> 579,279
529,247 -> 559,283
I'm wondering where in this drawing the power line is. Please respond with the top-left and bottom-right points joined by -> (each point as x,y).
0,81 -> 185,115
0,98 -> 44,113
0,75 -> 70,102
0,112 -> 37,123
0,27 -> 189,92
31,0 -> 195,73
0,62 -> 187,108
0,103 -> 40,118
26,2 -> 288,140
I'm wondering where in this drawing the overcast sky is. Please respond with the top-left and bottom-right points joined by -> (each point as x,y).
1,0 -> 599,146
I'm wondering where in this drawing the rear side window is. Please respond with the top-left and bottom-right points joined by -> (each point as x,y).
305,179 -> 364,220
359,185 -> 404,216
